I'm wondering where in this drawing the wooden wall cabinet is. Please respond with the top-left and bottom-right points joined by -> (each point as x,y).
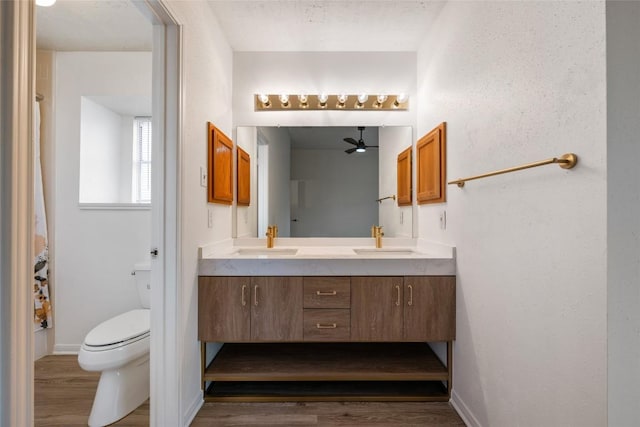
237,146 -> 250,206
397,146 -> 412,206
207,122 -> 233,204
417,122 -> 446,204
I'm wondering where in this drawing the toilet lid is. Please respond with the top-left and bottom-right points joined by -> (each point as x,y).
84,309 -> 150,347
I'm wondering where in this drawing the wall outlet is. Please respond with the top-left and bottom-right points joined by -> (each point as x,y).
207,209 -> 213,228
200,167 -> 207,187
439,210 -> 447,230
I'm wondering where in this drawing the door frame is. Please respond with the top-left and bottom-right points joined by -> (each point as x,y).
0,0 -> 183,424
0,1 -> 36,425
135,1 -> 183,424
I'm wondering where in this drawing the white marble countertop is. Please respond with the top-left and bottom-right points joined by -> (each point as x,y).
198,238 -> 456,276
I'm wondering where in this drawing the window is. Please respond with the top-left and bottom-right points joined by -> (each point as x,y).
133,117 -> 152,203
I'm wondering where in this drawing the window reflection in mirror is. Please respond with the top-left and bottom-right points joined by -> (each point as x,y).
78,95 -> 151,205
235,126 -> 413,238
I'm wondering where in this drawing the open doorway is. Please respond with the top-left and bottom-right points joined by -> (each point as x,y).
28,1 -> 182,425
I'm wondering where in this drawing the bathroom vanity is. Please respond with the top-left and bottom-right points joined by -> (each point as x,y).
198,238 -> 456,402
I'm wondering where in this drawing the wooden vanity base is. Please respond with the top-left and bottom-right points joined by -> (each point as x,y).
202,342 -> 452,402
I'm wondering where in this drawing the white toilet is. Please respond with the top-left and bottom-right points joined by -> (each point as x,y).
78,262 -> 151,427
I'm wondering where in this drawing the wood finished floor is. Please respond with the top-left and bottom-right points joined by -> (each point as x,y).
35,355 -> 465,426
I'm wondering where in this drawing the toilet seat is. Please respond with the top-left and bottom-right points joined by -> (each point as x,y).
83,309 -> 150,351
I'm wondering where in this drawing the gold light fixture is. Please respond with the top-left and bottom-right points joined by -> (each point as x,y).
255,93 -> 408,111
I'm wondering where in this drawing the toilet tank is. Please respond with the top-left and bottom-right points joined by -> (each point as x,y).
134,262 -> 151,309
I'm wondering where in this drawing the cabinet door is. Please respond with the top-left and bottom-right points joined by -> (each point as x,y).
397,146 -> 412,206
403,276 -> 455,341
198,277 -> 250,342
416,122 -> 446,205
351,277 -> 404,341
207,122 -> 233,204
251,277 -> 303,341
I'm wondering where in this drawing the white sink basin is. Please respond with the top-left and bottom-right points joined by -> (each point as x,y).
234,248 -> 298,256
353,248 -> 415,256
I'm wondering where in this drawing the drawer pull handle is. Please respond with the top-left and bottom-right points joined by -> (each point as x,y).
254,285 -> 258,306
316,290 -> 337,296
316,323 -> 337,329
241,285 -> 247,306
408,284 -> 413,306
395,285 -> 401,306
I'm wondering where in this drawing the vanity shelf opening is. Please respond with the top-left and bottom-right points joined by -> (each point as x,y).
202,342 -> 452,402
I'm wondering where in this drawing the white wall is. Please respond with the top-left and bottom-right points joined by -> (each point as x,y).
53,52 -> 152,352
379,126 -> 413,238
606,1 -> 640,425
79,97 -> 123,203
291,145 -> 377,237
163,1 -> 234,423
417,2 -> 607,426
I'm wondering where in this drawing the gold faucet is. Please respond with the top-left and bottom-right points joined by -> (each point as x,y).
266,225 -> 278,248
371,225 -> 384,248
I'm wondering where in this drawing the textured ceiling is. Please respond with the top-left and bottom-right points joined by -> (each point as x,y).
207,0 -> 446,51
36,0 -> 152,51
36,0 -> 445,52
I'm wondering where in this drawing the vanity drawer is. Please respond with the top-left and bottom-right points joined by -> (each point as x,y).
303,309 -> 350,341
303,277 -> 350,309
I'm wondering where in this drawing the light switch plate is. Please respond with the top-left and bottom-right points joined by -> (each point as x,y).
200,167 -> 207,187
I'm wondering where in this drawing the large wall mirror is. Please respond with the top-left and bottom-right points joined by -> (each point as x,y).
236,126 -> 414,238
78,95 -> 152,205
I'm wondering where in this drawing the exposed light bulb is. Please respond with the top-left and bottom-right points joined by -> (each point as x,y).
36,0 -> 56,6
394,93 -> 408,107
258,94 -> 271,108
317,93 -> 328,108
356,93 -> 369,109
279,94 -> 290,107
336,94 -> 348,108
298,94 -> 308,103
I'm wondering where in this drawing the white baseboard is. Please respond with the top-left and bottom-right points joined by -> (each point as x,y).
53,344 -> 81,354
183,389 -> 204,427
451,389 -> 483,427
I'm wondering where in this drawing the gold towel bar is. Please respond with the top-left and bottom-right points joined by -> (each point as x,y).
448,153 -> 578,188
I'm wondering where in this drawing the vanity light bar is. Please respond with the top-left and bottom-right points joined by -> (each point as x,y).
255,94 -> 408,111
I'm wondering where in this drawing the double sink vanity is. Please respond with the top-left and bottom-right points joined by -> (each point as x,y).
198,237 -> 456,402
